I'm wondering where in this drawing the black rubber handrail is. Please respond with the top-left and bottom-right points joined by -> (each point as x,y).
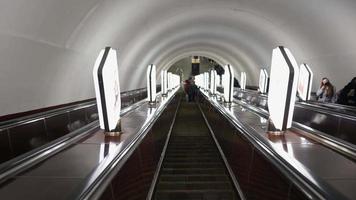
236,88 -> 356,119
0,99 -> 148,185
227,93 -> 356,160
72,90 -> 179,200
201,90 -> 349,200
0,87 -> 149,129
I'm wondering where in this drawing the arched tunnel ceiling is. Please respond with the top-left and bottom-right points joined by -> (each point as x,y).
0,0 -> 356,114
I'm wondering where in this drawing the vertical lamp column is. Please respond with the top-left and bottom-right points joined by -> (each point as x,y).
259,69 -> 269,94
161,70 -> 168,96
240,72 -> 247,90
147,64 -> 157,104
167,72 -> 172,91
223,64 -> 234,103
267,46 -> 299,134
93,47 -> 121,136
210,69 -> 217,95
297,64 -> 313,101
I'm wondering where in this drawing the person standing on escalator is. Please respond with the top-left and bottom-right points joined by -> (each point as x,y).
188,77 -> 198,102
316,77 -> 336,103
183,78 -> 191,101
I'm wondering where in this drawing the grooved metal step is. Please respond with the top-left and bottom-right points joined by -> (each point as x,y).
153,100 -> 239,200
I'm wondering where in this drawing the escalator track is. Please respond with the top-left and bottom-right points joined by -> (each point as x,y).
153,98 -> 239,200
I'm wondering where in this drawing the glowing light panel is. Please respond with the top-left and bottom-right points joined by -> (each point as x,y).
298,64 -> 313,101
268,46 -> 299,131
147,64 -> 157,103
210,70 -> 217,95
161,70 -> 168,95
93,47 -> 121,132
259,69 -> 269,94
223,64 -> 234,103
240,72 -> 247,90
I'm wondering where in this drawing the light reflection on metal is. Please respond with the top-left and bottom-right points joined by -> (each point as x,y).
99,141 -> 123,163
200,90 -> 321,198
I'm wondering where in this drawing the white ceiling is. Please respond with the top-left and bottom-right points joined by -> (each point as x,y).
0,0 -> 355,114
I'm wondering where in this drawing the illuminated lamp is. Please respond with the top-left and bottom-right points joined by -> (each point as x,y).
223,64 -> 234,103
147,64 -> 157,104
267,46 -> 299,133
167,72 -> 172,91
161,70 -> 168,96
297,64 -> 313,101
259,69 -> 269,94
210,70 -> 217,95
93,47 -> 121,135
240,72 -> 247,90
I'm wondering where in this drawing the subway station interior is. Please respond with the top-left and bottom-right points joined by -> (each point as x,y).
0,0 -> 356,200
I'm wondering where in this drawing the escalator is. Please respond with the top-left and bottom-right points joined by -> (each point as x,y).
153,99 -> 239,200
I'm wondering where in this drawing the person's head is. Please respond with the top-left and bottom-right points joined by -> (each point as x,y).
320,77 -> 334,97
321,77 -> 330,85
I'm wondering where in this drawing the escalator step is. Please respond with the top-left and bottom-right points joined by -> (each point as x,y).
156,181 -> 232,190
154,190 -> 237,200
159,174 -> 229,182
153,98 -> 239,200
163,162 -> 223,168
161,168 -> 226,175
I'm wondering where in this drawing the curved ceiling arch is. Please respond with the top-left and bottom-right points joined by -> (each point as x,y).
1,0 -> 356,115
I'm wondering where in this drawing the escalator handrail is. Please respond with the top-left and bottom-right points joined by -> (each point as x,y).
225,91 -> 356,161
0,87 -> 149,129
296,102 -> 356,120
71,89 -> 179,200
236,88 -> 356,119
201,90 -> 349,200
0,98 -> 148,184
308,101 -> 356,112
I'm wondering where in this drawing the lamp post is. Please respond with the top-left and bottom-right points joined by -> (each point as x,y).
267,46 -> 299,134
93,47 -> 122,136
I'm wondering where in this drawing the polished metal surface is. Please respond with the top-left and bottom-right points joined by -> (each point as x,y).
200,90 -> 355,200
146,95 -> 181,200
0,88 -> 178,200
73,88 -> 179,200
233,89 -> 356,159
197,102 -> 246,200
0,87 -> 154,181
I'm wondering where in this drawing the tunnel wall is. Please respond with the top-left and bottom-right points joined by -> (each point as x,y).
0,0 -> 355,117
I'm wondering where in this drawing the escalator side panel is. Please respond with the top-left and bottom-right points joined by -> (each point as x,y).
0,130 -> 12,163
199,98 -> 310,200
98,96 -> 179,200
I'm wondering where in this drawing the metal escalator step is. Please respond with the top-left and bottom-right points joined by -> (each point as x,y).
153,99 -> 239,200
161,168 -> 226,175
159,174 -> 229,182
154,190 -> 237,200
165,153 -> 220,158
156,181 -> 233,190
164,157 -> 221,163
163,162 -> 223,168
